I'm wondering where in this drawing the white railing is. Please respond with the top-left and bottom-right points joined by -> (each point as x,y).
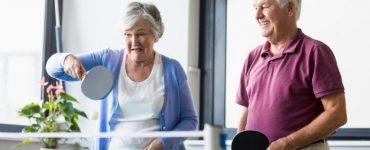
0,124 -> 226,150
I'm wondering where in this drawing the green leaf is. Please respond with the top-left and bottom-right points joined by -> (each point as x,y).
62,112 -> 71,122
43,102 -> 51,110
13,138 -> 32,148
70,124 -> 80,132
74,109 -> 88,118
36,117 -> 45,124
58,93 -> 78,102
17,86 -> 88,146
22,124 -> 40,133
70,118 -> 81,132
18,103 -> 40,118
64,102 -> 75,119
41,121 -> 60,133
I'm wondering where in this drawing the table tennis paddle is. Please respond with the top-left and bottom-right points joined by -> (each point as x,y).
81,66 -> 114,100
231,130 -> 269,150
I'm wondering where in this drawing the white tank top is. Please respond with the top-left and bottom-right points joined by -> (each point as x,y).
108,52 -> 164,149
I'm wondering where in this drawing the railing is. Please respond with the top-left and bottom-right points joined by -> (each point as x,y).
0,124 -> 226,150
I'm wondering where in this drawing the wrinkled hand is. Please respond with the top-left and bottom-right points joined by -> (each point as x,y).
267,137 -> 294,150
144,138 -> 164,150
64,55 -> 86,80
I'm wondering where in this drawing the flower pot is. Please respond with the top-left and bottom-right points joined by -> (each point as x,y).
41,138 -> 58,149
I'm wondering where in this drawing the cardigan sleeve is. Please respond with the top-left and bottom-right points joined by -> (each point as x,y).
45,49 -> 111,81
160,58 -> 198,149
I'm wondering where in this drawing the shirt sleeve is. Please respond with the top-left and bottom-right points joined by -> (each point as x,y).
311,43 -> 345,98
236,54 -> 253,107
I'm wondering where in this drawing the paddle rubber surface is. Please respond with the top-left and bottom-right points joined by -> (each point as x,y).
81,66 -> 114,100
231,130 -> 269,150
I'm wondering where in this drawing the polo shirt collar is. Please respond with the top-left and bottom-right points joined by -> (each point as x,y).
260,29 -> 305,58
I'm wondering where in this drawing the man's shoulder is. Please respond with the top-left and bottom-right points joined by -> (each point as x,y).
301,34 -> 329,49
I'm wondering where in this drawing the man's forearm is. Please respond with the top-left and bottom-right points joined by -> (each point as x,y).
237,107 -> 249,133
284,94 -> 347,149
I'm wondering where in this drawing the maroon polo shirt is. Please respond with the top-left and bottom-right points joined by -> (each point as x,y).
236,29 -> 344,143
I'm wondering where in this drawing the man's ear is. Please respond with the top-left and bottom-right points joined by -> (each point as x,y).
288,1 -> 295,17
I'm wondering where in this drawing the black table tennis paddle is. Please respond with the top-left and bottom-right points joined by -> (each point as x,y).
81,66 -> 114,100
231,130 -> 269,150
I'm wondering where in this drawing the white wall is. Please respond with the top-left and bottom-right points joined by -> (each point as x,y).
298,0 -> 370,128
61,0 -> 200,134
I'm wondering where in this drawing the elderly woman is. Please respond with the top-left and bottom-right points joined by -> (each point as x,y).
46,1 -> 198,150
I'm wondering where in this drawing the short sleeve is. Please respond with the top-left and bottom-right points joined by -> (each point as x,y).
311,43 -> 344,98
236,53 -> 255,107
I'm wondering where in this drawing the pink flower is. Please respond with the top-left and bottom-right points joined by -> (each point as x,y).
55,82 -> 65,95
46,82 -> 65,98
46,84 -> 56,94
47,84 -> 57,98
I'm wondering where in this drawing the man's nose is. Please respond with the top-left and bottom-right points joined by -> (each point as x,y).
255,8 -> 263,19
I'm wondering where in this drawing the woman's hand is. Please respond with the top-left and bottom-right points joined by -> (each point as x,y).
144,138 -> 164,150
64,55 -> 86,80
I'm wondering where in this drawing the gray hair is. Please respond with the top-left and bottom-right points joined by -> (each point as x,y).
277,0 -> 302,21
122,2 -> 164,42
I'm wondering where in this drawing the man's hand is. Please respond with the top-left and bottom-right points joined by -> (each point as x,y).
144,138 -> 164,150
267,137 -> 294,150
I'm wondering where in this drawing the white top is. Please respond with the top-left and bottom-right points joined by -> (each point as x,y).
108,52 -> 164,149
117,52 -> 164,121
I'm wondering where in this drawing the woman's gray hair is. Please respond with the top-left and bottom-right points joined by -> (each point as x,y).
277,0 -> 302,21
122,1 -> 164,42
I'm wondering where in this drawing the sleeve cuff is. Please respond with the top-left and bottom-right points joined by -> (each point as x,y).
58,53 -> 71,67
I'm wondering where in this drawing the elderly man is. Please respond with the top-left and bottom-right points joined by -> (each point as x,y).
236,0 -> 347,149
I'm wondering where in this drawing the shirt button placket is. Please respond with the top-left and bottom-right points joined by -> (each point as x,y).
267,59 -> 273,73
266,59 -> 272,68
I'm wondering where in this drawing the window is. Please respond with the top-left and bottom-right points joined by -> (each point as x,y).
226,0 -> 370,131
226,0 -> 262,128
0,0 -> 45,125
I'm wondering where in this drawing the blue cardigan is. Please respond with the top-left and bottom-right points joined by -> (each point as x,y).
46,49 -> 198,150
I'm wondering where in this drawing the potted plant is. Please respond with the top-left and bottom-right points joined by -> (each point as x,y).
17,79 -> 88,149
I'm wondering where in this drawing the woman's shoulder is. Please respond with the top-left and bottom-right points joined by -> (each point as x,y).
99,48 -> 124,57
89,48 -> 124,68
160,54 -> 182,69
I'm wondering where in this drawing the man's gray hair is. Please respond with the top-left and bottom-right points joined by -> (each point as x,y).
122,1 -> 164,42
277,0 -> 302,21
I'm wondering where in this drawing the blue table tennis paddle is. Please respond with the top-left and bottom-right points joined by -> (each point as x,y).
81,66 -> 114,100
